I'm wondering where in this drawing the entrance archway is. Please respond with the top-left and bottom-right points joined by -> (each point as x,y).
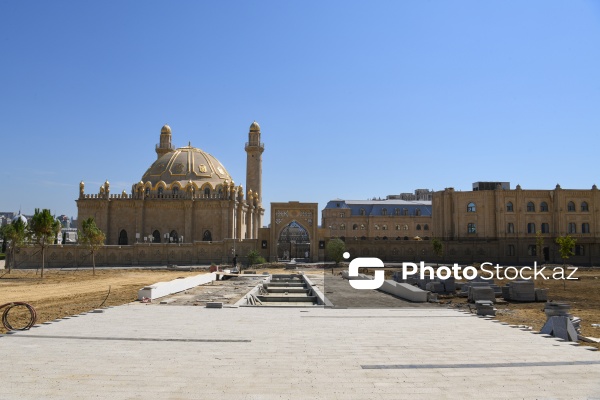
277,220 -> 310,261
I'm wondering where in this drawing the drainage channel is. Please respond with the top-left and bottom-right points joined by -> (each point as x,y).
236,274 -> 331,307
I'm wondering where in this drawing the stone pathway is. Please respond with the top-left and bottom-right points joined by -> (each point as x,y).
2,304 -> 599,399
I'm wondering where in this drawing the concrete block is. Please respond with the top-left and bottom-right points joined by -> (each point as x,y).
469,286 -> 495,303
138,273 -> 216,300
540,316 -> 578,341
535,288 -> 548,302
206,302 -> 223,309
380,280 -> 428,302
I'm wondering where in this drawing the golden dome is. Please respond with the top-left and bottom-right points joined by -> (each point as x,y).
161,124 -> 172,134
141,145 -> 232,189
249,121 -> 260,131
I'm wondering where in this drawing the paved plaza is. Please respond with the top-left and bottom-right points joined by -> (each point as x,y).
2,300 -> 600,399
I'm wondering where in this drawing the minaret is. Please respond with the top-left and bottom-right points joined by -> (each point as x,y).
156,124 -> 173,159
245,121 -> 264,204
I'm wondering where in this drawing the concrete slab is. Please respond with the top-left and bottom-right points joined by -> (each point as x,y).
1,305 -> 599,399
137,272 -> 216,300
380,280 -> 428,302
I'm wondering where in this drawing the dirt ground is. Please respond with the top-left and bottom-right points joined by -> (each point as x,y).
1,265 -> 599,350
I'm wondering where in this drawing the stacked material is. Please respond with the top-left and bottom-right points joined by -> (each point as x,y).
475,300 -> 496,316
540,302 -> 581,342
505,280 -> 536,302
380,280 -> 428,302
468,286 -> 496,303
535,288 -> 548,302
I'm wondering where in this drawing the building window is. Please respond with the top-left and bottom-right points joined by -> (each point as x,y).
152,230 -> 161,243
527,223 -> 536,234
352,224 -> 358,230
403,208 -> 408,216
360,224 -> 365,230
541,223 -> 550,233
404,236 -> 409,241
204,187 -> 210,197
382,236 -> 388,240
567,201 -> 575,212
145,187 -> 150,196
374,224 -> 380,230
331,224 -> 337,230
339,212 -> 345,218
361,236 -> 366,241
403,224 -> 408,230
203,230 -> 212,241
582,223 -> 590,233
467,202 -> 476,212
581,202 -> 589,212
575,245 -> 585,256
416,224 -> 421,231
540,202 -> 548,212
507,223 -> 514,233
172,187 -> 179,196
395,224 -> 401,230
382,225 -> 388,231
381,208 -> 387,216
506,202 -> 513,212
508,244 -> 515,256
423,224 -> 429,231
360,208 -> 366,216
467,223 -> 476,234
527,202 -> 535,212
340,223 -> 345,230
394,208 -> 400,216
527,245 -> 537,256
568,223 -> 576,234
158,187 -> 164,196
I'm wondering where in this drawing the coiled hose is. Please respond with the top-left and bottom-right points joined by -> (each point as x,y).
0,302 -> 37,331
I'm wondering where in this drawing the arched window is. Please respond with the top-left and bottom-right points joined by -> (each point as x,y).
507,223 -> 514,233
404,236 -> 409,241
402,208 -> 408,216
204,187 -> 211,197
467,202 -> 476,212
382,225 -> 387,231
360,224 -> 365,230
172,186 -> 179,197
118,229 -> 128,245
158,187 -> 164,196
203,230 -> 212,241
403,224 -> 408,230
152,230 -> 161,243
395,224 -> 401,230
423,224 -> 429,231
527,202 -> 535,212
352,224 -> 358,230
527,223 -> 536,234
360,208 -> 366,216
170,230 -> 178,243
506,202 -> 513,212
581,202 -> 589,212
340,223 -> 345,230
467,223 -> 476,234
374,224 -> 380,230
415,209 -> 422,216
541,223 -> 550,233
394,208 -> 400,216
416,224 -> 421,230
540,202 -> 548,212
582,223 -> 590,233
381,208 -> 387,216
145,187 -> 150,197
567,201 -> 575,212
382,236 -> 388,240
568,223 -> 576,234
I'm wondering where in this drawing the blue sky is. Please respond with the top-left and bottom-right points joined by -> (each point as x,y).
2,1 -> 599,224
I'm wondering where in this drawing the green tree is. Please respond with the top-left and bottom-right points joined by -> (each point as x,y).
432,238 -> 444,267
2,218 -> 27,273
79,217 -> 106,276
28,208 -> 61,278
247,249 -> 266,266
535,230 -> 545,264
555,235 -> 576,290
326,238 -> 346,266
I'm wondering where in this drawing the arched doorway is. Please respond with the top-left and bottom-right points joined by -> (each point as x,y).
170,230 -> 179,243
203,230 -> 212,242
277,220 -> 310,261
118,229 -> 128,245
152,230 -> 161,243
